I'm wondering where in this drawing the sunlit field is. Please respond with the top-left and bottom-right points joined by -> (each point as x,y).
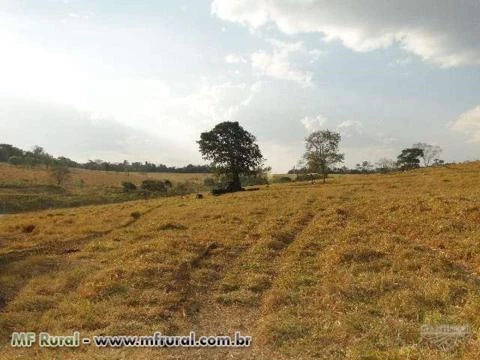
1,163 -> 480,359
0,163 -> 211,189
0,163 -> 211,213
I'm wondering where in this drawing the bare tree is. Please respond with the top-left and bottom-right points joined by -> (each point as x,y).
412,143 -> 442,167
376,158 -> 397,173
356,161 -> 374,173
50,162 -> 71,186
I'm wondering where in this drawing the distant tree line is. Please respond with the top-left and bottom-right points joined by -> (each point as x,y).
288,141 -> 445,175
0,143 -> 212,173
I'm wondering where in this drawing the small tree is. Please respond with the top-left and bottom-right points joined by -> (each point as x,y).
32,145 -> 45,157
412,143 -> 442,167
198,121 -> 264,192
376,158 -> 397,173
122,181 -> 137,192
397,148 -> 424,170
141,180 -> 167,193
8,155 -> 23,166
50,162 -> 70,186
303,130 -> 344,183
356,161 -> 374,173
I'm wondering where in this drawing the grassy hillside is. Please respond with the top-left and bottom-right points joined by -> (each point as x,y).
1,163 -> 480,359
0,163 -> 211,213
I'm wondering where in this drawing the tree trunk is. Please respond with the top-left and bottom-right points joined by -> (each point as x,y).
231,170 -> 242,191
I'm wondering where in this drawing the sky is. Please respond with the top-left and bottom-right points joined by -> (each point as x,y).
0,0 -> 479,172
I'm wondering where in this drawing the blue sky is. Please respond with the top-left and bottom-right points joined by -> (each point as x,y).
1,0 -> 479,172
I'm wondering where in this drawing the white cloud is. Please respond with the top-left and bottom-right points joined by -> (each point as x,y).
67,11 -> 94,21
389,56 -> 413,68
212,0 -> 480,67
251,39 -> 314,87
267,38 -> 303,53
0,79 -> 262,164
259,140 -> 304,173
251,51 -> 312,87
225,53 -> 247,64
301,114 -> 327,132
250,81 -> 262,92
0,14 -> 260,145
308,48 -> 325,63
0,99 -> 193,165
336,120 -> 364,137
450,106 -> 480,143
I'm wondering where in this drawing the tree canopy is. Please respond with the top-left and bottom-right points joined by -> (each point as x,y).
197,121 -> 264,191
397,148 -> 424,170
303,130 -> 344,183
0,143 -> 210,173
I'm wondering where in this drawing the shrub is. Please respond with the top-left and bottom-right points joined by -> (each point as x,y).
296,173 -> 322,182
130,211 -> 141,220
164,180 -> 173,188
173,181 -> 195,196
211,182 -> 244,196
50,163 -> 71,186
240,173 -> 269,187
22,224 -> 36,233
203,177 -> 216,188
158,223 -> 187,230
8,155 -> 23,166
276,176 -> 292,183
122,181 -> 137,192
141,180 -> 167,193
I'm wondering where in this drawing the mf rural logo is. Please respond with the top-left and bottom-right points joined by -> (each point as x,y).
420,324 -> 472,352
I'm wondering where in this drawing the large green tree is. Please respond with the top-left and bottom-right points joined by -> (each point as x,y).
397,148 -> 424,170
197,121 -> 264,192
303,130 -> 344,183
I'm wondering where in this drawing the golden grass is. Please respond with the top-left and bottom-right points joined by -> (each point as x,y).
1,163 -> 480,359
0,163 -> 211,213
0,163 -> 211,191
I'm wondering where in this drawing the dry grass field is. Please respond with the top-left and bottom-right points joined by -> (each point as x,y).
0,163 -> 211,213
1,162 -> 480,359
0,163 -> 211,189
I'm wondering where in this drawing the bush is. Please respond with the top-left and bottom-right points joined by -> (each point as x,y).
130,211 -> 141,220
122,181 -> 137,192
211,181 -> 243,196
164,180 -> 173,188
203,177 -> 216,188
8,155 -> 23,166
50,163 -> 71,186
22,224 -> 36,233
173,181 -> 195,196
275,176 -> 292,183
141,180 -> 167,193
296,173 -> 322,182
240,175 -> 269,187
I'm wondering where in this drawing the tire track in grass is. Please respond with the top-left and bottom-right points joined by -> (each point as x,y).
254,209 -> 480,359
160,198 -> 290,326
173,193 -> 320,360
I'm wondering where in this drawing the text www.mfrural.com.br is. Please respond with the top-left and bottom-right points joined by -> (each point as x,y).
11,331 -> 252,348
